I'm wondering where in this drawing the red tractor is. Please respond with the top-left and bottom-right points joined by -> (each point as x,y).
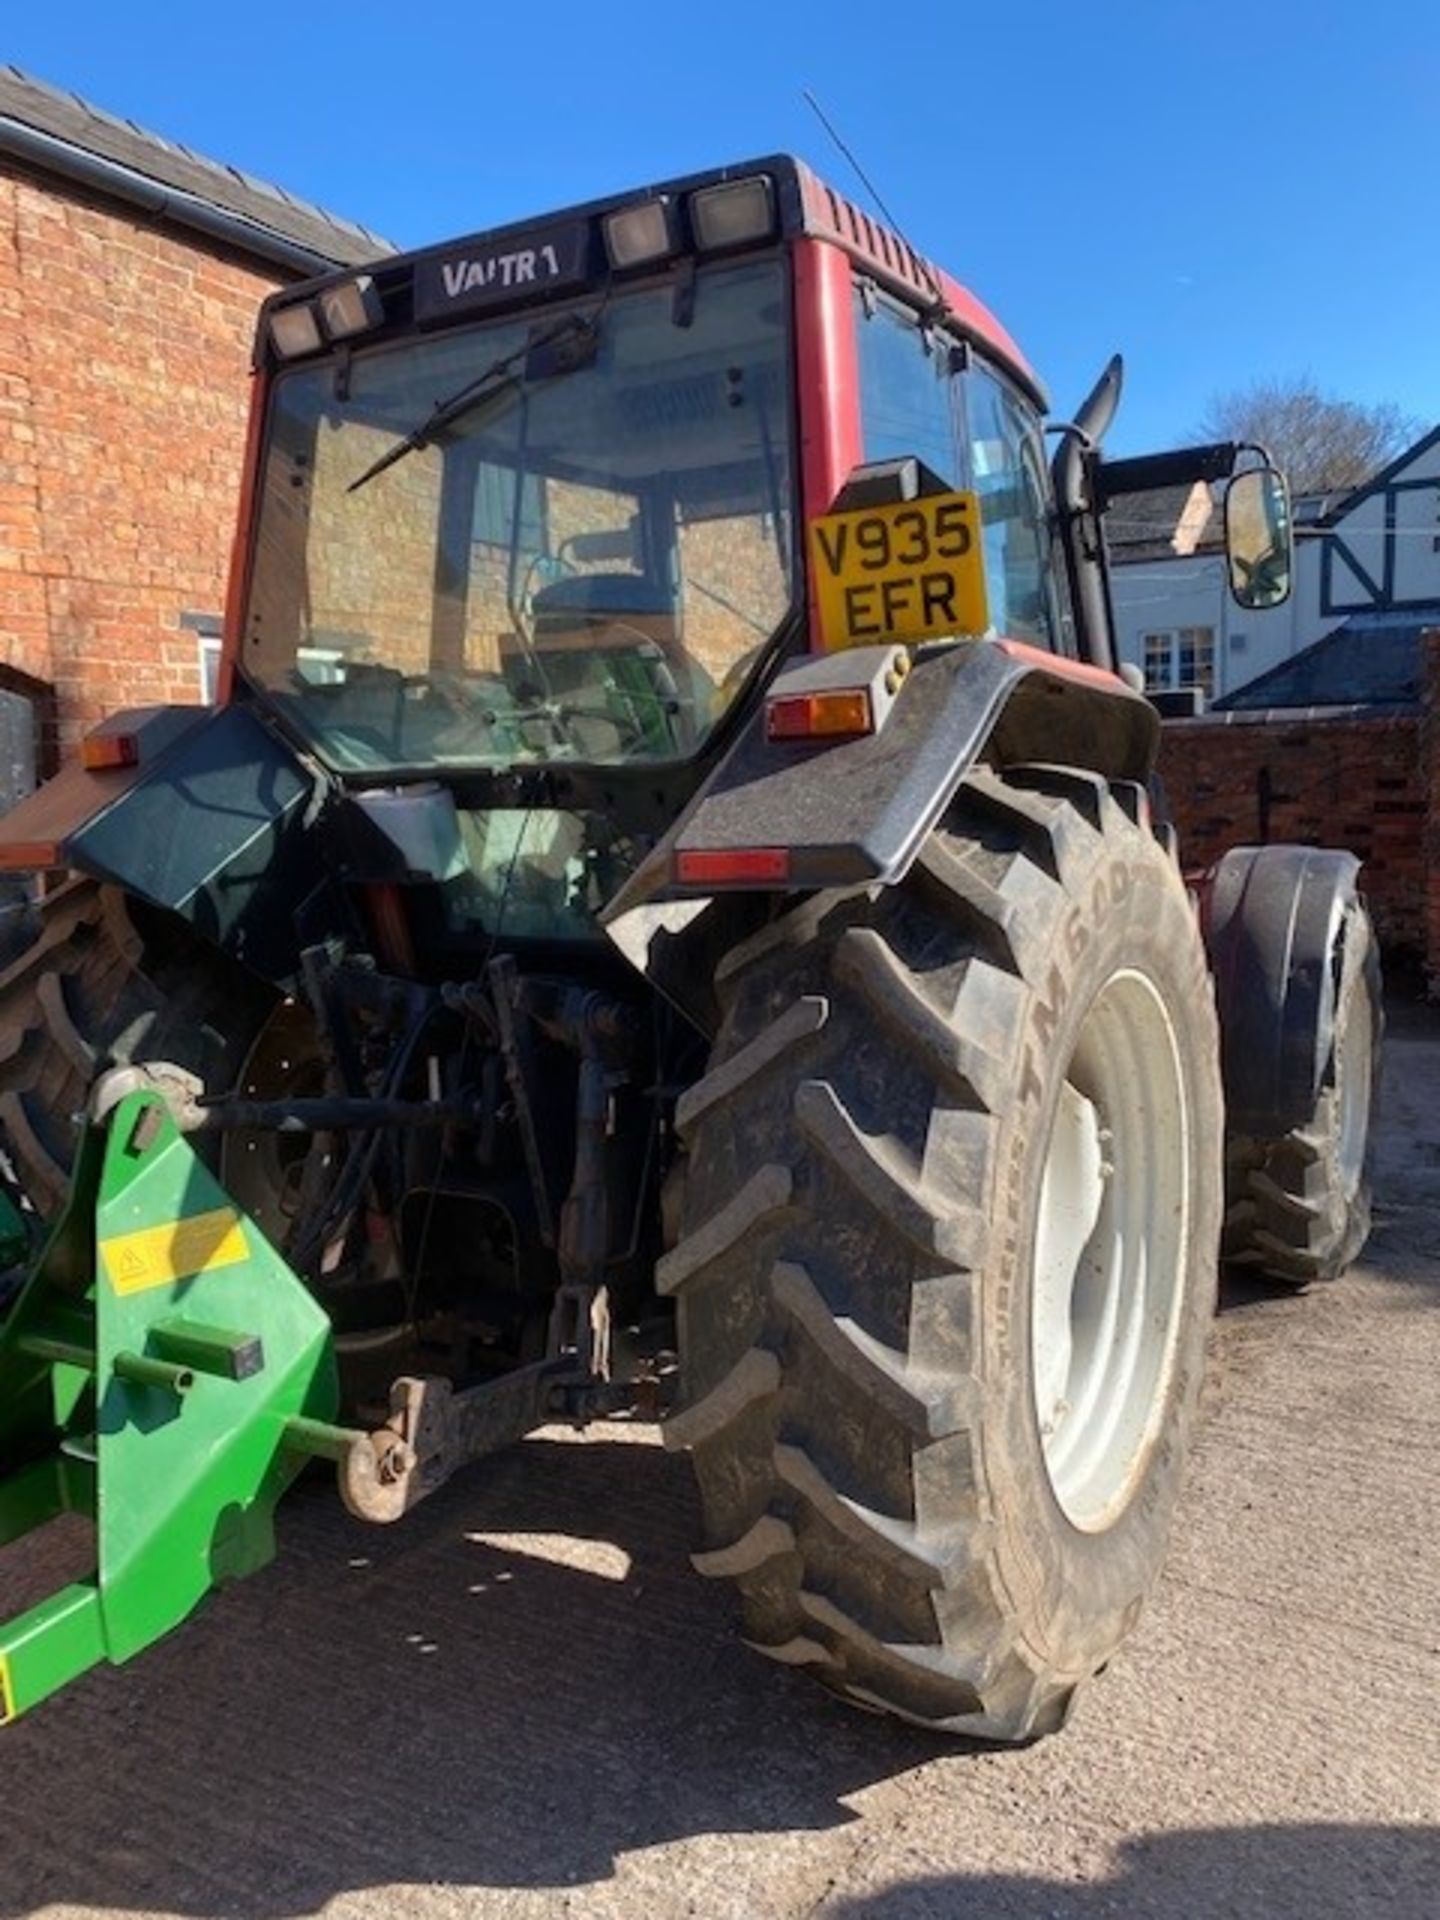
0,157 -> 1378,1739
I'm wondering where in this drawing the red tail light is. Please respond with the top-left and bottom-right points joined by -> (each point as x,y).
674,847 -> 790,886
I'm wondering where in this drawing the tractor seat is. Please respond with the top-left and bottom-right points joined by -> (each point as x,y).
530,573 -> 678,650
514,573 -> 710,756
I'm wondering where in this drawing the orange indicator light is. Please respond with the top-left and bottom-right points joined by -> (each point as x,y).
81,733 -> 139,771
765,689 -> 873,741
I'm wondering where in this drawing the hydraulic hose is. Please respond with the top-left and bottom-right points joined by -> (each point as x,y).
290,1000 -> 437,1275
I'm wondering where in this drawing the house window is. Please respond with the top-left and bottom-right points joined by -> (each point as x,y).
196,629 -> 343,702
198,631 -> 223,702
1141,626 -> 1216,696
0,663 -> 58,812
473,462 -> 545,552
182,610 -> 226,701
1143,631 -> 1171,689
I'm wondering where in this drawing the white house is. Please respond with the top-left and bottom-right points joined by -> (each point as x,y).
1109,426 -> 1440,702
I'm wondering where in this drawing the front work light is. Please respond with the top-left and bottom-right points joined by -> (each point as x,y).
690,176 -> 774,252
318,274 -> 385,340
603,198 -> 679,270
268,300 -> 323,359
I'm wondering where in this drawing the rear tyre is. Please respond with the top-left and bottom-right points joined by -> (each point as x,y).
0,878 -> 274,1216
1222,901 -> 1381,1286
663,767 -> 1223,1741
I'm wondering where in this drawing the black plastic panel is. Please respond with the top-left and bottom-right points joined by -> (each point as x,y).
63,704 -> 325,984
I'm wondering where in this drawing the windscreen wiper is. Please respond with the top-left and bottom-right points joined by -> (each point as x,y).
347,309 -> 601,495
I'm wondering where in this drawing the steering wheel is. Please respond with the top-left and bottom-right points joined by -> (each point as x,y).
515,551 -> 577,644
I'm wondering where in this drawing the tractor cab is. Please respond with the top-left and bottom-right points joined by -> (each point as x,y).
226,159 -> 1062,955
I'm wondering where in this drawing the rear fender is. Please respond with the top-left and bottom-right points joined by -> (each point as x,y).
604,637 -> 1156,1033
1200,844 -> 1360,1136
0,703 -> 329,987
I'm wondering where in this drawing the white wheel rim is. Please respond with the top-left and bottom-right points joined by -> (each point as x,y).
1031,969 -> 1191,1532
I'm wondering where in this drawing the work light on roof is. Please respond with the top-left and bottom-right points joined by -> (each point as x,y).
318,274 -> 384,341
268,300 -> 323,359
603,198 -> 679,270
689,176 -> 774,252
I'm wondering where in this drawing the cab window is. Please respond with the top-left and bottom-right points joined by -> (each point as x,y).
963,365 -> 1054,646
853,290 -> 959,485
855,290 -> 1057,647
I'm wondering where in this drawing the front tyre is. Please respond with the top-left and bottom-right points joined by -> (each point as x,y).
662,767 -> 1223,1740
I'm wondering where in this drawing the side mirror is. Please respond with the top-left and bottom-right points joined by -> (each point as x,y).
1225,466 -> 1293,610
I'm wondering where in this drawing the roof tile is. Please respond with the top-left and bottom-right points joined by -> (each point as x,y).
0,65 -> 392,270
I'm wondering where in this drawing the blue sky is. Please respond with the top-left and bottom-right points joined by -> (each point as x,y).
8,1 -> 1437,452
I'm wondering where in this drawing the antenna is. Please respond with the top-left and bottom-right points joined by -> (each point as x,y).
801,89 -> 948,320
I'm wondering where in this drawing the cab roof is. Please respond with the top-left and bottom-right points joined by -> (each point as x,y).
258,154 -> 1045,410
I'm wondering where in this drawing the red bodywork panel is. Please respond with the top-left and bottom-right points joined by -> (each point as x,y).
0,760 -> 136,869
995,638 -> 1125,692
793,162 -> 1042,407
218,368 -> 270,706
792,238 -> 862,655
792,239 -> 862,523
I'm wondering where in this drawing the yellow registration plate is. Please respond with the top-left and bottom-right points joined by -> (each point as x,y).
808,488 -> 989,651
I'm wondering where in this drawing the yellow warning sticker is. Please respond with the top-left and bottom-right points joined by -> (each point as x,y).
99,1206 -> 249,1297
0,1654 -> 15,1726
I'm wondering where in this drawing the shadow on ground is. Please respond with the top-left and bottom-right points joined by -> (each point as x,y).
0,1430 -> 952,1916
822,1824 -> 1440,1919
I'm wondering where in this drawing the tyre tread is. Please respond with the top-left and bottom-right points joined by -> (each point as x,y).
668,768 -> 1219,1741
1220,903 -> 1380,1286
666,770 -> 1188,1741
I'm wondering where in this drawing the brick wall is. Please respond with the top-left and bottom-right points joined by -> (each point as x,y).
1159,630 -> 1440,980
1422,634 -> 1440,993
0,159 -> 284,750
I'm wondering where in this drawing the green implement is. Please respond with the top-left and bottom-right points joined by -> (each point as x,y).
0,1089 -> 340,1726
0,1187 -> 27,1273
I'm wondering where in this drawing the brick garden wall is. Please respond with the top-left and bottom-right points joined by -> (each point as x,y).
1158,630 -> 1440,985
0,158 -> 285,752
